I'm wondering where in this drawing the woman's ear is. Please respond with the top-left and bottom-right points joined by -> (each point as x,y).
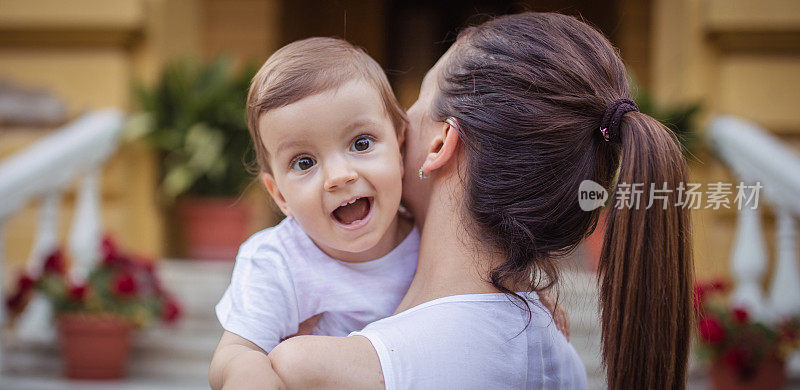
261,172 -> 292,217
420,119 -> 461,177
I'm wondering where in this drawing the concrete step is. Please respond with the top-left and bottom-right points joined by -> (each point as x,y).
4,347 -> 210,389
134,317 -> 223,360
0,376 -> 209,390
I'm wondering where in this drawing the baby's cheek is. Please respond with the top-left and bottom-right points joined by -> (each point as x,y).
366,150 -> 404,201
385,165 -> 405,204
387,147 -> 406,182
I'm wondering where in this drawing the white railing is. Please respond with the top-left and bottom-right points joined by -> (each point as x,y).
708,115 -> 800,322
0,109 -> 124,368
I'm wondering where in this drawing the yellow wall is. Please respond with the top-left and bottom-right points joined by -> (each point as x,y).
202,0 -> 281,65
651,0 -> 800,278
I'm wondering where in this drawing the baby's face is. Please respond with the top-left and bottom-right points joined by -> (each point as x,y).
260,79 -> 404,261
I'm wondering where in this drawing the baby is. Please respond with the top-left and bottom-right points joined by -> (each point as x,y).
214,37 -> 417,353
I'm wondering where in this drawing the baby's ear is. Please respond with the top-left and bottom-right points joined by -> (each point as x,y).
261,172 -> 292,217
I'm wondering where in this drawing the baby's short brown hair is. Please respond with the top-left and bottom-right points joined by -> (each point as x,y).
247,37 -> 408,172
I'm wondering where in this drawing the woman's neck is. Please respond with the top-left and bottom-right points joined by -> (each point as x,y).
394,180 -> 501,314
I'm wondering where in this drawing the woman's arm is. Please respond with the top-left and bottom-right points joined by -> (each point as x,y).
268,335 -> 384,390
209,331 -> 284,390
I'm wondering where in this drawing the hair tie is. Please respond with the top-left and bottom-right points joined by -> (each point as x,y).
599,98 -> 638,143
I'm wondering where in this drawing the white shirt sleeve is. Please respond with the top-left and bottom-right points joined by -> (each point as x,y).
215,239 -> 300,353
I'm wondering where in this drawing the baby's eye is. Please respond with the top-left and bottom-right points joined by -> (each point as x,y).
351,137 -> 373,152
292,157 -> 316,171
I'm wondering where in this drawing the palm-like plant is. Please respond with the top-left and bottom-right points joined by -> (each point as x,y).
130,57 -> 258,199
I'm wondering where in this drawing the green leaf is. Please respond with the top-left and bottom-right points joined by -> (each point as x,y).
121,112 -> 155,142
185,123 -> 224,172
163,164 -> 199,199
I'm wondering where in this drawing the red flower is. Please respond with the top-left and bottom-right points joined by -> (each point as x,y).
732,307 -> 749,324
111,271 -> 138,296
17,273 -> 35,294
6,292 -> 25,314
101,236 -> 132,267
6,273 -> 36,314
709,280 -> 728,292
699,317 -> 725,344
101,235 -> 118,261
43,250 -> 66,275
160,296 -> 182,324
68,284 -> 88,302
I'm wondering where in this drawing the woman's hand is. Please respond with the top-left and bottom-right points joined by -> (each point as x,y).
538,290 -> 570,341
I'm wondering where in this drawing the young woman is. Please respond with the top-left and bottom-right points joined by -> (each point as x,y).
220,12 -> 693,390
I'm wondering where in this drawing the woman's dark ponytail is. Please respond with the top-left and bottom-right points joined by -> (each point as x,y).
599,113 -> 693,389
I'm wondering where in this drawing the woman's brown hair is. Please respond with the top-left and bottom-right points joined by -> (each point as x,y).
434,12 -> 693,389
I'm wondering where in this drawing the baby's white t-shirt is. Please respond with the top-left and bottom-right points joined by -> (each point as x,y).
351,292 -> 588,390
215,217 -> 419,352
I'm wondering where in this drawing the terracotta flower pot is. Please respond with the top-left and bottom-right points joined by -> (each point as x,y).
710,356 -> 786,390
57,313 -> 133,380
176,196 -> 252,260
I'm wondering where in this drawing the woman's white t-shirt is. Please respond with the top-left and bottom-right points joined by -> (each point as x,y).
351,292 -> 587,390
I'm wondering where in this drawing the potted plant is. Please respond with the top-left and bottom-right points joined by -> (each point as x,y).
6,237 -> 181,380
584,75 -> 701,270
693,280 -> 800,390
129,57 -> 259,260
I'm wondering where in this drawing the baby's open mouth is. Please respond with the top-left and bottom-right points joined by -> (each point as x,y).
332,197 -> 372,225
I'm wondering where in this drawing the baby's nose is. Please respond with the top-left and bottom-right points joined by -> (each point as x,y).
323,161 -> 358,191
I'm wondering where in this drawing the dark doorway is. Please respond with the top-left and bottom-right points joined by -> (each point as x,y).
279,1 -> 622,106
